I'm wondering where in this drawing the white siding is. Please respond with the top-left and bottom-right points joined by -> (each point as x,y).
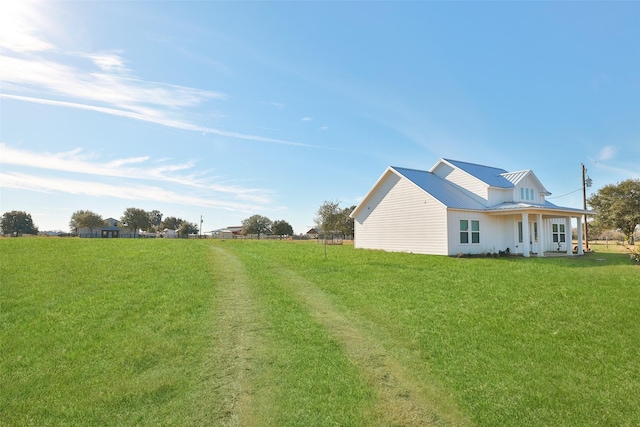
516,175 -> 544,205
353,173 -> 448,255
487,187 -> 512,205
446,211 -> 512,255
434,165 -> 489,204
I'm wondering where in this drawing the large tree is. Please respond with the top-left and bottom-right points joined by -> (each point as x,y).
69,210 -> 105,236
178,221 -> 199,236
587,178 -> 640,245
1,211 -> 38,236
272,219 -> 294,237
242,215 -> 272,238
121,208 -> 151,237
161,216 -> 184,230
148,210 -> 163,231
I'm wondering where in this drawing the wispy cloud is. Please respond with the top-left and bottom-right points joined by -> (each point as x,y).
0,1 -> 54,53
0,3 -> 343,152
2,55 -> 226,118
1,95 -> 333,150
84,51 -> 130,73
591,161 -> 640,180
598,145 -> 616,161
0,171 -> 262,211
0,143 -> 273,206
301,117 -> 313,122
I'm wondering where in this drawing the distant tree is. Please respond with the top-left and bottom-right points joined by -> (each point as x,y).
242,215 -> 272,238
178,221 -> 199,236
588,179 -> 640,245
148,210 -> 163,231
338,205 -> 356,238
161,216 -> 184,230
121,208 -> 151,237
69,210 -> 105,236
272,219 -> 294,237
1,211 -> 38,236
315,200 -> 341,238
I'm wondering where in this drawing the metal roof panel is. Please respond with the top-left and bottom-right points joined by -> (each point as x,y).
392,167 -> 486,210
443,159 -> 513,188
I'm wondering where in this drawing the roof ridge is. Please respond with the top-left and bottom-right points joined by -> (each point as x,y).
443,158 -> 505,170
391,166 -> 429,173
501,169 -> 531,175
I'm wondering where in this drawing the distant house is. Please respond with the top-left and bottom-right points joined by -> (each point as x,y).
218,229 -> 233,239
100,218 -> 120,238
208,226 -> 243,239
306,228 -> 319,239
350,158 -> 593,257
226,226 -> 244,236
78,217 -> 120,238
161,229 -> 178,238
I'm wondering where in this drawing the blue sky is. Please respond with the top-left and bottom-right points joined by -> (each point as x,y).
1,1 -> 639,234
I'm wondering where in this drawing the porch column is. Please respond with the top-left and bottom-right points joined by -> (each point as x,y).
576,216 -> 584,255
565,217 -> 573,255
537,214 -> 544,257
522,212 -> 530,257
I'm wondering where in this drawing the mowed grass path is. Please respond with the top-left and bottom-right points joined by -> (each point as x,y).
1,238 -> 639,426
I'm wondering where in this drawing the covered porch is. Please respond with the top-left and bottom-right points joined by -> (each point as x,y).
487,205 -> 593,258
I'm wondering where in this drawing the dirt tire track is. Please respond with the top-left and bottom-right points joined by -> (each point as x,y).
209,246 -> 262,427
278,268 -> 470,427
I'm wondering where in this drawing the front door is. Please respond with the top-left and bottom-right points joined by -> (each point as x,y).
552,223 -> 566,252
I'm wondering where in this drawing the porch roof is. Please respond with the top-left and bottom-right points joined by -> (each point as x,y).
483,201 -> 593,216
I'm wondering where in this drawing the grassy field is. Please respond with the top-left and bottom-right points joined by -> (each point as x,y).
1,238 -> 639,426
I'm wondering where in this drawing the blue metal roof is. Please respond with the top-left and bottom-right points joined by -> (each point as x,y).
392,167 -> 486,210
443,159 -> 514,188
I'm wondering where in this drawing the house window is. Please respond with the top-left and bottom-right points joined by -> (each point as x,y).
460,220 -> 479,244
471,220 -> 480,243
520,188 -> 524,200
518,221 -> 523,243
460,220 -> 469,244
552,223 -> 566,243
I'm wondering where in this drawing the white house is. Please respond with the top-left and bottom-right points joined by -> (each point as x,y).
350,158 -> 593,257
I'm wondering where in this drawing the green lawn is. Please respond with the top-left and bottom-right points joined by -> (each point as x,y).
1,238 -> 638,426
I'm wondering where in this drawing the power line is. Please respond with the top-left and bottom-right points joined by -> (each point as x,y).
547,188 -> 582,199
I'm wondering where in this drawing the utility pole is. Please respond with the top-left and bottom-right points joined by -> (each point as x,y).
582,164 -> 592,251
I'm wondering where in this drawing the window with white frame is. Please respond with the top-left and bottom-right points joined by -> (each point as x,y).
552,223 -> 566,243
520,187 -> 535,201
460,219 -> 479,244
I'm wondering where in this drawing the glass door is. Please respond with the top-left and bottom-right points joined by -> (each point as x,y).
552,223 -> 566,252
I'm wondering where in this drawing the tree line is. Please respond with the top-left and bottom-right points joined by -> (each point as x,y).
240,201 -> 355,239
3,179 -> 639,242
68,208 -> 200,237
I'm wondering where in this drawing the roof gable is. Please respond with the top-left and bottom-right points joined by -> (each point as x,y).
501,169 -> 551,195
436,158 -> 514,189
